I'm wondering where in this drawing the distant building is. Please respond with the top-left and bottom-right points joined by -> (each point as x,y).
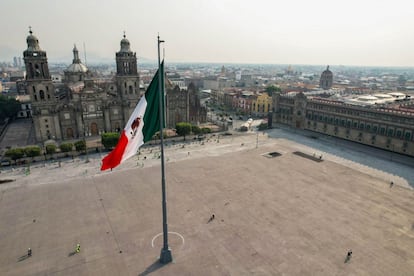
272,92 -> 414,156
166,82 -> 207,128
252,93 -> 272,117
319,65 -> 333,90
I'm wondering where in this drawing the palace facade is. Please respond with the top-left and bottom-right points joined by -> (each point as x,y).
272,92 -> 414,157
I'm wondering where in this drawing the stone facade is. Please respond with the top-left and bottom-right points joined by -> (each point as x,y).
272,92 -> 414,156
166,82 -> 207,128
24,30 -> 141,142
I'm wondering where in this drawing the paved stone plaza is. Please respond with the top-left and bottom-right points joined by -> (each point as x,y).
0,132 -> 413,275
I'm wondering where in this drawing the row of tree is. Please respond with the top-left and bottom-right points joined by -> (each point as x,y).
3,122 -> 212,163
100,123 -> 212,150
175,122 -> 211,141
4,141 -> 86,163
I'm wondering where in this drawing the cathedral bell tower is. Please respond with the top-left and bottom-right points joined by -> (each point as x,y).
115,32 -> 140,122
23,27 -> 51,81
23,28 -> 60,142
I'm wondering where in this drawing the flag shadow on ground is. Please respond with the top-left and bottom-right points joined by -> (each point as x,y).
138,259 -> 167,276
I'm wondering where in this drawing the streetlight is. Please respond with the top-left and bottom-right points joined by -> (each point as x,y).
81,111 -> 89,163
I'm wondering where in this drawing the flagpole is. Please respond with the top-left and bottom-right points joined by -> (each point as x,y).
158,34 -> 172,264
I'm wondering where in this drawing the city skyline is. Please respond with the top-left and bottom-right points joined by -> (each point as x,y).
1,0 -> 414,67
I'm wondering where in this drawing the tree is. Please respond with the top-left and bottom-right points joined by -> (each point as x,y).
0,95 -> 20,121
192,125 -> 202,135
24,146 -> 41,158
175,122 -> 192,140
265,85 -> 281,96
101,132 -> 120,150
5,148 -> 25,164
74,140 -> 86,153
45,144 -> 56,155
60,143 -> 74,153
201,127 -> 211,134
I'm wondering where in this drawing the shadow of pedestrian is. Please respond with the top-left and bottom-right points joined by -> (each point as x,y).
344,255 -> 351,263
17,255 -> 29,262
68,251 -> 77,257
138,259 -> 166,276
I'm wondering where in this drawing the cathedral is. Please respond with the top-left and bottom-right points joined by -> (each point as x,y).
23,29 -> 206,143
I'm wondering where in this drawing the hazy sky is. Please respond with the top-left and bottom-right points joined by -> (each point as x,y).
2,0 -> 414,66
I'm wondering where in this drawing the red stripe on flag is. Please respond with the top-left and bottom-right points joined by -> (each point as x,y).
101,130 -> 129,171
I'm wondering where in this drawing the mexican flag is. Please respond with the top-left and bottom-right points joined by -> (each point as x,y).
101,62 -> 164,171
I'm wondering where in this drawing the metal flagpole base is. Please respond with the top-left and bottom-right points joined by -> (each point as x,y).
159,248 -> 173,264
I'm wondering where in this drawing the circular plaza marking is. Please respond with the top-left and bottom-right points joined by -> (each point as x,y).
151,231 -> 185,248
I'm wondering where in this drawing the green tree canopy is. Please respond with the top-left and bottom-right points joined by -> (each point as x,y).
5,148 -> 25,162
60,143 -> 74,153
201,127 -> 211,134
191,125 -> 202,135
0,95 -> 20,121
175,122 -> 192,140
265,85 -> 281,96
74,140 -> 86,152
101,132 -> 120,150
24,146 -> 41,158
45,144 -> 56,155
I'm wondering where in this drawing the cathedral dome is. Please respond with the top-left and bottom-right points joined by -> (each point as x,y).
322,65 -> 333,76
65,44 -> 88,73
26,28 -> 41,51
66,63 -> 88,73
120,33 -> 131,52
319,65 -> 333,90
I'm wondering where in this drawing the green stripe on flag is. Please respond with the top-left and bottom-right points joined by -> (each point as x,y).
142,61 -> 165,142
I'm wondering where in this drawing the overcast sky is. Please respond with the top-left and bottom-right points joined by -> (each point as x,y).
2,0 -> 414,66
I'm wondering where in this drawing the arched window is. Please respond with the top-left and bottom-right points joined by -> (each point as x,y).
129,85 -> 133,94
35,64 -> 40,77
39,90 -> 45,100
29,63 -> 34,77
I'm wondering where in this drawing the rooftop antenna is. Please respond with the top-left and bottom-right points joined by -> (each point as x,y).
83,42 -> 88,66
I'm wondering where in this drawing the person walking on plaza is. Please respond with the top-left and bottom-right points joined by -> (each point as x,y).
76,243 -> 80,253
27,248 -> 32,257
345,249 -> 352,263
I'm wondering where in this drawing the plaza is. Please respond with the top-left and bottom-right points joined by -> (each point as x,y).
0,131 -> 413,275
